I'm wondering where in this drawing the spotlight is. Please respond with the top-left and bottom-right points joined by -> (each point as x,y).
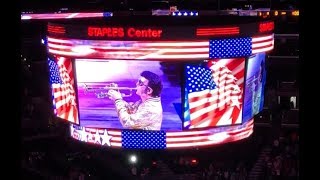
129,155 -> 137,163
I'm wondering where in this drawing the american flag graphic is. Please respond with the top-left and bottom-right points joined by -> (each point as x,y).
184,59 -> 245,129
251,34 -> 274,54
70,118 -> 254,149
48,56 -> 79,124
166,118 -> 254,148
47,37 -> 210,60
47,34 -> 273,60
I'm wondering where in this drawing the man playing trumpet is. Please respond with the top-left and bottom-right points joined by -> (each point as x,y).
107,71 -> 163,130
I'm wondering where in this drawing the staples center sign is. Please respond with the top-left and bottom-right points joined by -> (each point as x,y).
87,27 -> 163,39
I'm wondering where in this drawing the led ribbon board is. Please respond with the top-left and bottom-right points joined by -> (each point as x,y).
47,34 -> 274,59
70,118 -> 254,149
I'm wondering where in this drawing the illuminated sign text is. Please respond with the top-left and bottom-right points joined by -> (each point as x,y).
88,27 -> 163,38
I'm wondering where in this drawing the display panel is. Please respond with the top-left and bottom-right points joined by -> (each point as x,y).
183,58 -> 245,129
75,59 -> 183,131
70,118 -> 255,149
242,53 -> 266,122
48,56 -> 79,124
47,38 -> 209,60
43,17 -> 276,149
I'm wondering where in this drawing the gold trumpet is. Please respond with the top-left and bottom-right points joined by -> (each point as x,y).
83,83 -> 137,98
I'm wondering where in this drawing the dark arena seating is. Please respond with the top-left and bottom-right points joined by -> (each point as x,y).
21,126 -> 275,180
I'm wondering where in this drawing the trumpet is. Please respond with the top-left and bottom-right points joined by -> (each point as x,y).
83,83 -> 137,98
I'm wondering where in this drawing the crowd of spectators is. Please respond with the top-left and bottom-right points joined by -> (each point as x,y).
199,161 -> 248,180
21,126 -> 299,180
22,137 -> 127,179
261,132 -> 299,180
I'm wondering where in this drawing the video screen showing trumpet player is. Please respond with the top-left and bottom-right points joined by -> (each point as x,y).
75,59 -> 182,130
107,71 -> 163,130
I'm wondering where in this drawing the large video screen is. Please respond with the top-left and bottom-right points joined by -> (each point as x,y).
243,53 -> 266,123
75,59 -> 183,131
48,56 -> 79,124
183,58 -> 245,129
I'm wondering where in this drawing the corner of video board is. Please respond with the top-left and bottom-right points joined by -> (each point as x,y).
46,21 -> 273,149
